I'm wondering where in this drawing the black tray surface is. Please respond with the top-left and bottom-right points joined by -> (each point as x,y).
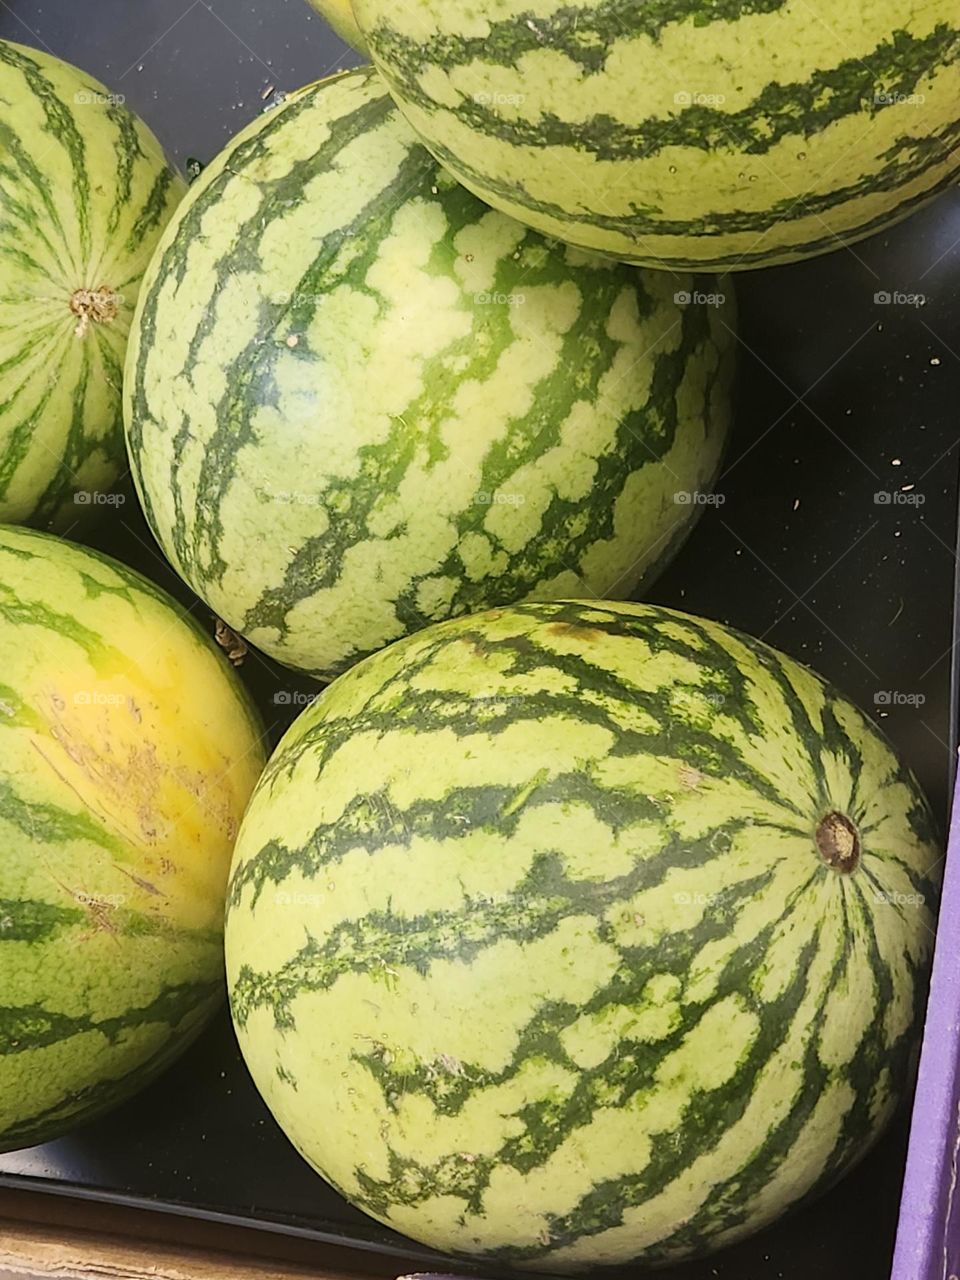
2,3 -> 960,1277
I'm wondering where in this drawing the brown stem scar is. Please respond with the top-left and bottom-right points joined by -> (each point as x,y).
816,811 -> 861,873
70,285 -> 120,337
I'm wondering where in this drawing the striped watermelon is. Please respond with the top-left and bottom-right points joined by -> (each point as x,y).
351,0 -> 960,270
305,0 -> 367,52
0,40 -> 184,527
226,599 -> 939,1268
124,66 -> 735,683
0,526 -> 265,1152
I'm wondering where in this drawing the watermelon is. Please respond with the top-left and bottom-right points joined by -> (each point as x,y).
305,0 -> 367,53
124,66 -> 735,683
0,40 -> 184,528
225,599 -> 939,1269
0,526 -> 266,1152
351,0 -> 960,271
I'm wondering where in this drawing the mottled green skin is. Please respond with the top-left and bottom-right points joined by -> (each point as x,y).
352,0 -> 960,269
0,527 -> 265,1151
125,67 -> 734,682
226,600 -> 940,1268
0,40 -> 184,527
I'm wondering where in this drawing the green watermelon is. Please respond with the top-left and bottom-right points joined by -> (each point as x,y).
305,0 -> 368,53
0,526 -> 265,1152
225,600 -> 939,1269
124,66 -> 735,683
0,40 -> 184,528
351,0 -> 960,271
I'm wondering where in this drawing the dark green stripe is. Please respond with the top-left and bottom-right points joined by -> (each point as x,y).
375,23 -> 960,165
0,979 -> 222,1058
127,165 -> 180,253
0,897 -> 82,944
414,110 -> 960,267
0,778 -> 125,855
368,0 -> 790,77
102,98 -> 143,241
128,70 -> 385,572
230,823 -> 798,1031
0,984 -> 221,1151
0,42 -> 92,263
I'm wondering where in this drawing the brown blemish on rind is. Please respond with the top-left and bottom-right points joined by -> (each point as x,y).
38,689 -> 240,852
679,764 -> 706,790
545,622 -> 605,644
816,811 -> 861,873
70,285 -> 120,337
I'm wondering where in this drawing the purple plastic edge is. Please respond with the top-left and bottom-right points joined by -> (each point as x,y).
892,770 -> 960,1280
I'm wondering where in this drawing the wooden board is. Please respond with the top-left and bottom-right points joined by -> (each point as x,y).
0,1191 -> 411,1280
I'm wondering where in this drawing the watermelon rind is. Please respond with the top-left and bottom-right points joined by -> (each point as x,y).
124,66 -> 736,682
351,0 -> 960,271
0,525 -> 266,1151
225,599 -> 940,1269
0,41 -> 185,527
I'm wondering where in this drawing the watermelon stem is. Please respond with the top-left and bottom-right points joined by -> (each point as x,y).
70,285 -> 120,337
816,812 -> 861,873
